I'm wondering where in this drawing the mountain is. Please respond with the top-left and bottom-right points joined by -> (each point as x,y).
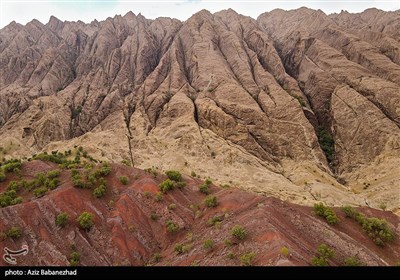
1,159 -> 399,266
0,8 -> 399,215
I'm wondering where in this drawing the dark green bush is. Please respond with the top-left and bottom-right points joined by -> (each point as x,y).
159,179 -> 175,193
207,215 -> 224,226
199,183 -> 210,194
166,220 -> 179,233
311,244 -> 335,266
341,206 -> 394,246
7,226 -> 21,239
119,176 -> 128,185
77,212 -> 94,231
165,170 -> 182,182
240,252 -> 255,266
204,195 -> 218,208
33,186 -> 48,198
231,225 -> 246,240
203,239 -> 214,250
93,185 -> 106,198
55,212 -> 69,228
69,251 -> 80,266
313,203 -> 339,225
343,256 -> 362,266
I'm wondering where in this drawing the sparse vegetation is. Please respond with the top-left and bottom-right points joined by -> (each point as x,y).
168,203 -> 177,210
280,246 -> 290,257
155,192 -> 163,202
341,205 -> 394,246
150,213 -> 159,221
144,167 -> 158,177
204,195 -> 218,208
7,226 -> 21,240
166,220 -> 179,233
190,171 -> 197,177
313,203 -> 340,225
317,127 -> 335,163
311,244 -> 335,266
69,251 -> 81,266
224,239 -> 233,247
93,185 -> 106,198
165,170 -> 182,182
203,239 -> 214,250
119,176 -> 128,185
227,252 -> 235,259
198,183 -> 210,194
33,186 -> 48,198
55,212 -> 69,228
207,215 -> 224,227
231,225 -> 246,240
343,256 -> 362,266
143,191 -> 152,198
153,253 -> 162,263
240,252 -> 256,266
159,179 -> 175,193
77,212 -> 94,231
174,243 -> 191,254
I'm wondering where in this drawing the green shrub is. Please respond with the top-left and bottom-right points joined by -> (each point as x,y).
159,179 -> 175,193
55,212 -> 69,228
0,171 -> 6,182
153,253 -> 162,263
198,183 -> 210,194
240,252 -> 255,266
168,203 -> 177,210
280,246 -> 290,257
231,225 -> 246,240
150,213 -> 159,221
77,212 -> 94,231
7,226 -> 21,239
165,170 -> 182,182
203,239 -> 214,250
119,176 -> 128,185
343,256 -> 362,266
205,178 -> 212,185
224,239 -> 233,247
33,186 -> 48,198
69,252 -> 80,266
311,256 -> 329,266
174,243 -> 184,254
94,163 -> 111,178
311,244 -> 335,266
317,127 -> 335,163
166,220 -> 179,233
227,252 -> 235,259
144,191 -> 152,198
204,195 -> 218,208
190,171 -> 197,177
47,170 -> 61,179
341,206 -> 394,246
207,215 -> 223,226
2,161 -> 22,172
176,181 -> 186,189
313,203 -> 339,225
155,192 -> 163,202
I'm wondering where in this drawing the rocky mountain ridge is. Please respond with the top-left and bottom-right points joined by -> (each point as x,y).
0,8 -> 399,212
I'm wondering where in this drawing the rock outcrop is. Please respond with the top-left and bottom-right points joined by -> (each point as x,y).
1,8 -> 399,212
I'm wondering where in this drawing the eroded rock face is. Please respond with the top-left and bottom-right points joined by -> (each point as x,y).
1,8 -> 399,211
0,162 -> 399,266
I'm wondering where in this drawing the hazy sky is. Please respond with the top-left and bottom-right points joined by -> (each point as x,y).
1,0 -> 399,28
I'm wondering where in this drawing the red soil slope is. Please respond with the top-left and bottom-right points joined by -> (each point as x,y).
0,161 -> 399,266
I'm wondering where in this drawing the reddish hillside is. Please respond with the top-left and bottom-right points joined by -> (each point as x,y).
0,160 -> 399,266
